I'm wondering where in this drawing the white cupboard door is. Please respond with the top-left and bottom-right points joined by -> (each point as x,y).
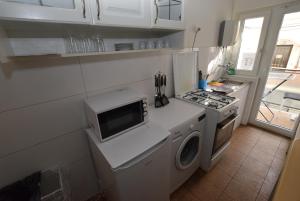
91,0 -> 151,28
153,0 -> 185,30
0,0 -> 91,24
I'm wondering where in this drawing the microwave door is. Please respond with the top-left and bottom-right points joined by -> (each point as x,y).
98,101 -> 144,141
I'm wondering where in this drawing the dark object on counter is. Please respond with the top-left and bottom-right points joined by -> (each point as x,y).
0,172 -> 41,201
154,74 -> 162,108
161,74 -> 169,105
114,43 -> 134,51
198,70 -> 202,80
154,72 -> 169,108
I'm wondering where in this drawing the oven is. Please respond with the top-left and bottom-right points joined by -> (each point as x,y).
212,114 -> 238,156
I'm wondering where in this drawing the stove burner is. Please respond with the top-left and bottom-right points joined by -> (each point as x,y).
208,102 -> 218,109
181,90 -> 236,110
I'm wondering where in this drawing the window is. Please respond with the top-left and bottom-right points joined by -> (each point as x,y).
236,17 -> 264,71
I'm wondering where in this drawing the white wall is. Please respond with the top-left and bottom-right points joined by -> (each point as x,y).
184,0 -> 234,48
233,0 -> 297,14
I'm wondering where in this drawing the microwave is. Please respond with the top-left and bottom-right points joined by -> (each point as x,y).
85,88 -> 149,142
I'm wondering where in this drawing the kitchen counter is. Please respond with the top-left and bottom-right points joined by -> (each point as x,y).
207,79 -> 249,95
272,125 -> 300,201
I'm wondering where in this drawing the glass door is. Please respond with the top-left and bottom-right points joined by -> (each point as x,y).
153,0 -> 184,29
250,2 -> 300,138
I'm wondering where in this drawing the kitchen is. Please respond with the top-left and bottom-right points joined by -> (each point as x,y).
0,0 -> 299,201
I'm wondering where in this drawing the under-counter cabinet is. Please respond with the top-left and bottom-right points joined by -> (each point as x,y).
0,0 -> 91,24
152,0 -> 184,30
229,83 -> 250,130
90,0 -> 151,28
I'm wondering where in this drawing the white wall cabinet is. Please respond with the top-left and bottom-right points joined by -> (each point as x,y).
90,0 -> 151,28
0,0 -> 185,30
152,0 -> 185,30
0,0 -> 91,24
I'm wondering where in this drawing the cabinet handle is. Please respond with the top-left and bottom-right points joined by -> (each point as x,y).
96,0 -> 100,20
154,0 -> 158,24
82,0 -> 86,18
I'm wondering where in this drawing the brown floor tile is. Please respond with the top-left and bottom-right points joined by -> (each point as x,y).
254,140 -> 279,156
223,146 -> 247,165
217,193 -> 236,201
255,193 -> 268,201
248,147 -> 275,166
224,179 -> 259,201
274,147 -> 288,160
185,168 -> 229,201
265,168 -> 280,185
240,156 -> 270,178
257,180 -> 276,200
187,181 -> 224,201
278,138 -> 290,151
200,166 -> 232,189
214,157 -> 241,177
171,187 -> 199,201
270,157 -> 285,173
233,168 -> 264,192
230,140 -> 255,155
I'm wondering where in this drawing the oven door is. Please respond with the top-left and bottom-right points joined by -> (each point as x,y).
212,114 -> 238,156
97,100 -> 145,141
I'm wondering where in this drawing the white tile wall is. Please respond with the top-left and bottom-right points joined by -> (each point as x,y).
0,94 -> 87,158
0,52 -> 174,201
0,130 -> 90,189
0,57 -> 84,112
80,52 -> 165,93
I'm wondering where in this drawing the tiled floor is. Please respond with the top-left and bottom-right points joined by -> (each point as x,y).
170,126 -> 291,201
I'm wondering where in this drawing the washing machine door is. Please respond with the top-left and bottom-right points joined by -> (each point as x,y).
176,131 -> 201,170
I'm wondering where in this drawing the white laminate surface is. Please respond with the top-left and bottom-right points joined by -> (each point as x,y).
86,122 -> 170,170
149,98 -> 206,130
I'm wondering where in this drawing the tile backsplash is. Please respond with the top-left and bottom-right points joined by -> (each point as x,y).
0,52 -> 174,201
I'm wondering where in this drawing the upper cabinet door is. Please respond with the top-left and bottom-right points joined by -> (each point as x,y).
0,0 -> 91,24
91,0 -> 151,28
153,0 -> 185,30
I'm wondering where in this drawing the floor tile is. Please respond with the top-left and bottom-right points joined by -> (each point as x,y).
224,179 -> 259,201
248,147 -> 275,166
217,193 -> 236,201
214,157 -> 241,177
233,168 -> 264,192
240,156 -> 270,178
257,180 -> 276,200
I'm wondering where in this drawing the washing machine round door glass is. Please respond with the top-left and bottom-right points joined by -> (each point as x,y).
176,131 -> 201,170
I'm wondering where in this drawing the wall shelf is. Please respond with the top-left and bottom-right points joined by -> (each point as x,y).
60,48 -> 175,58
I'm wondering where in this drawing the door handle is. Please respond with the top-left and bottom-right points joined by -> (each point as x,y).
96,0 -> 100,20
154,0 -> 159,24
82,0 -> 86,18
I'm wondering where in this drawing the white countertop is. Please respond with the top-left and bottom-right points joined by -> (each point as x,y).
149,98 -> 206,130
86,121 -> 170,170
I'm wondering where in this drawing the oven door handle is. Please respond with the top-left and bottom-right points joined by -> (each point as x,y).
218,115 -> 239,130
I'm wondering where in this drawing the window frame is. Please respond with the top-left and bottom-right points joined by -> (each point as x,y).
232,10 -> 271,76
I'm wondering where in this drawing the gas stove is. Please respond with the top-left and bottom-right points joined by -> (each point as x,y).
180,90 -> 236,110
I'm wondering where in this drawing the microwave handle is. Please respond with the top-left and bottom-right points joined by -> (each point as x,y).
114,137 -> 169,171
218,115 -> 239,130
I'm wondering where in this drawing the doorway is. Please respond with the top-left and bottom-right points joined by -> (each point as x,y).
250,3 -> 300,138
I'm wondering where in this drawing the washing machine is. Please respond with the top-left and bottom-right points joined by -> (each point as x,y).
150,98 -> 206,193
